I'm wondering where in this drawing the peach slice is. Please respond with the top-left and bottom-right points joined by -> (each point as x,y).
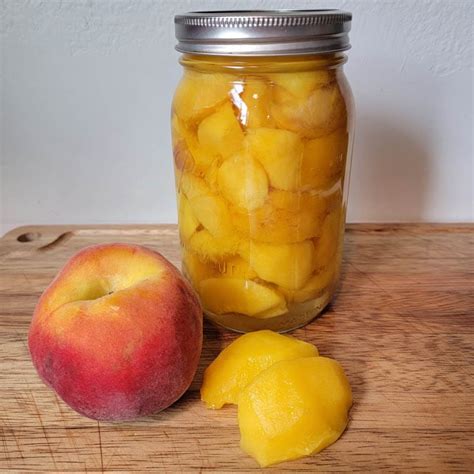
246,128 -> 304,191
179,173 -> 210,200
201,330 -> 318,409
314,207 -> 343,270
173,141 -> 195,177
217,152 -> 269,211
252,305 -> 288,319
180,174 -> 235,237
204,158 -> 221,192
172,113 -> 216,175
280,264 -> 337,303
198,103 -> 245,159
232,189 -> 328,244
243,240 -> 314,290
271,70 -> 332,99
187,141 -> 215,175
272,81 -> 347,139
188,194 -> 234,238
182,250 -> 217,287
240,79 -> 274,129
172,71 -> 232,122
171,113 -> 183,147
270,188 -> 328,217
171,115 -> 196,173
199,278 -> 286,317
177,193 -> 199,243
300,129 -> 349,190
187,230 -> 240,263
238,357 -> 352,467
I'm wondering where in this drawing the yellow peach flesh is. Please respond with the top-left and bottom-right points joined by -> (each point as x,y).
231,189 -> 328,244
197,102 -> 244,159
188,194 -> 235,238
301,129 -> 349,190
271,70 -> 332,99
217,151 -> 269,211
199,278 -> 286,317
201,330 -> 318,409
182,250 -> 217,287
238,356 -> 352,467
240,79 -> 274,128
187,230 -> 240,263
314,207 -> 343,270
272,81 -> 347,139
246,128 -> 304,191
241,240 -> 315,290
173,71 -> 232,122
178,193 -> 199,243
280,264 -> 337,303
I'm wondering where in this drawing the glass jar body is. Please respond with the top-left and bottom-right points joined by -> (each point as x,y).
171,53 -> 354,332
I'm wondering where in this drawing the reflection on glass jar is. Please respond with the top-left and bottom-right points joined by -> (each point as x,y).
172,11 -> 354,332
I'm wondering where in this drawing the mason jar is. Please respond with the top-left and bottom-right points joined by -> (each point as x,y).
171,10 -> 354,332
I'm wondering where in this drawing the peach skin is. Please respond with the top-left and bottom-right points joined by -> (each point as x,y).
28,243 -> 202,421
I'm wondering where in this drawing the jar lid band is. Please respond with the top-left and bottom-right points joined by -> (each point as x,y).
174,10 -> 351,56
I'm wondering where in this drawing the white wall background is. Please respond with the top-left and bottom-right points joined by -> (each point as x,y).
1,0 -> 473,235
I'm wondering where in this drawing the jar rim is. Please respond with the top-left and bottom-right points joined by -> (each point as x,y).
174,10 -> 352,57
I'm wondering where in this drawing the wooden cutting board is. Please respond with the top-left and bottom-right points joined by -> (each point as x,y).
1,224 -> 473,472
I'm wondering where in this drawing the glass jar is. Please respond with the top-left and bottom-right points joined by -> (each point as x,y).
172,10 -> 354,332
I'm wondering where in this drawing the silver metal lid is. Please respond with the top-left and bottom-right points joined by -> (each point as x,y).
174,10 -> 351,56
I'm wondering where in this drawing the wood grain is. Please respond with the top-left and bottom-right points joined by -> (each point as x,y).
0,224 -> 473,472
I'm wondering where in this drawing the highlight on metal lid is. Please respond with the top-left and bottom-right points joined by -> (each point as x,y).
174,10 -> 352,56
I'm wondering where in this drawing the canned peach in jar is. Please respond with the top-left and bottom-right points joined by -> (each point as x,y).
172,10 -> 354,332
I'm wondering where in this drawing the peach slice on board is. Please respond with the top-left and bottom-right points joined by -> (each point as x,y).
201,330 -> 318,409
238,356 -> 352,467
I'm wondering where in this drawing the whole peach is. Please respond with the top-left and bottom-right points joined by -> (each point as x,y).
28,243 -> 202,421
